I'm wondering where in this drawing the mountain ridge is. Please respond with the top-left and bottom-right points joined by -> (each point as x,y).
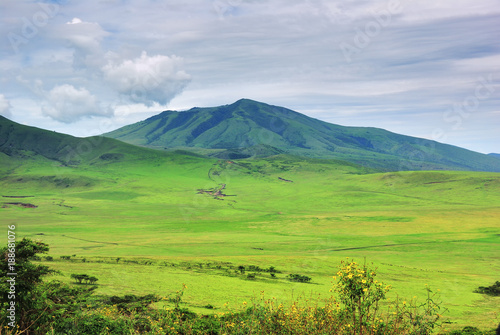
0,115 -> 174,168
103,99 -> 500,172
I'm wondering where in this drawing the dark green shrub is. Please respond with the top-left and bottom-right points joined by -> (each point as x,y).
286,273 -> 311,283
474,281 -> 500,296
446,326 -> 486,334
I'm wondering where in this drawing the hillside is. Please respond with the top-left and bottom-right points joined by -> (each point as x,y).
103,99 -> 500,172
489,153 -> 500,159
0,115 -> 176,168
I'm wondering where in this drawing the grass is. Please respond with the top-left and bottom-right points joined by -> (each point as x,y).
1,153 -> 499,332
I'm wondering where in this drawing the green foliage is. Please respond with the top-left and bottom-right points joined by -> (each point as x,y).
106,293 -> 160,314
474,281 -> 500,296
286,273 -> 312,283
0,238 -> 56,330
333,259 -> 389,332
169,283 -> 188,310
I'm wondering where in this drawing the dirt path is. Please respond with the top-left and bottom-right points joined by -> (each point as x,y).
328,239 -> 465,252
61,234 -> 119,245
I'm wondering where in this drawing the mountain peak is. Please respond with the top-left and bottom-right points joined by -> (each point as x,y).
103,100 -> 500,172
232,98 -> 261,104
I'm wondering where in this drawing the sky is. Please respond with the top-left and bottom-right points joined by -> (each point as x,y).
0,0 -> 499,154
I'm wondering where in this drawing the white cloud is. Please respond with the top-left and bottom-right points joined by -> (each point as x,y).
0,94 -> 12,118
102,51 -> 191,106
45,17 -> 111,71
61,17 -> 108,52
41,84 -> 111,123
67,18 -> 83,25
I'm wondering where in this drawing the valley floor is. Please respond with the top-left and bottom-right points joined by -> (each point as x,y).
1,155 -> 499,331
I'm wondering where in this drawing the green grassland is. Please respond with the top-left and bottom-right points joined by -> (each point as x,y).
1,152 -> 499,331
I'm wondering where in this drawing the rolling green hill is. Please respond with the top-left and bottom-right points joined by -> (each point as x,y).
1,114 -> 499,331
0,115 -> 198,168
103,99 -> 500,172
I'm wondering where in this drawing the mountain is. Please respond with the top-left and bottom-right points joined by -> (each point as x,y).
0,115 -> 170,167
488,153 -> 500,159
103,99 -> 500,172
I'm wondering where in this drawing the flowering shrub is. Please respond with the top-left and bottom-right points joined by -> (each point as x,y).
331,259 -> 445,335
332,259 -> 390,333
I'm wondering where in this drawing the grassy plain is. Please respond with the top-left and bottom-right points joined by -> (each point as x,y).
1,153 -> 499,331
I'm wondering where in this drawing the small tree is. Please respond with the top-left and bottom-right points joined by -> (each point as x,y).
71,274 -> 89,284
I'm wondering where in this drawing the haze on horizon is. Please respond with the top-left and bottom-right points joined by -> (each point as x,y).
0,0 -> 499,154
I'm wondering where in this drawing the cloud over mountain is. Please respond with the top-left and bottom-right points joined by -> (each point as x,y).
102,51 -> 191,106
41,84 -> 111,123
